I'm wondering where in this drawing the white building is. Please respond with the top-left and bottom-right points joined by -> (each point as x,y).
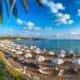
49,51 -> 55,55
72,58 -> 80,64
57,58 -> 64,65
25,53 -> 32,58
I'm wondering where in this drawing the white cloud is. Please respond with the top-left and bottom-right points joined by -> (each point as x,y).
45,27 -> 52,31
41,0 -> 73,25
59,18 -> 67,24
63,14 -> 70,20
71,32 -> 79,35
56,13 -> 73,24
26,21 -> 35,30
57,13 -> 63,17
78,9 -> 80,16
42,0 -> 48,4
26,21 -> 35,27
48,2 -> 58,13
36,32 -> 40,36
34,27 -> 41,31
57,13 -> 73,24
16,18 -> 23,25
25,21 -> 41,31
42,1 -> 65,13
56,3 -> 65,10
17,19 -> 42,31
68,20 -> 74,24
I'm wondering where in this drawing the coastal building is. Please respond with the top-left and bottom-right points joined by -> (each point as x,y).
58,69 -> 64,76
49,51 -> 55,55
36,55 -> 45,62
72,58 -> 80,65
25,53 -> 32,58
69,50 -> 74,54
30,45 -> 34,50
11,49 -> 17,53
57,58 -> 64,65
36,53 -> 55,62
58,50 -> 66,58
35,48 -> 41,54
16,46 -> 21,50
16,51 -> 23,55
63,69 -> 78,80
26,49 -> 31,53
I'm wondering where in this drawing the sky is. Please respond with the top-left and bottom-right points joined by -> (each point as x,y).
0,0 -> 80,39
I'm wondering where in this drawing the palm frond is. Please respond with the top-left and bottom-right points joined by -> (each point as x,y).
9,0 -> 18,18
22,0 -> 28,12
0,0 -> 44,24
36,0 -> 43,7
0,0 -> 2,24
4,0 -> 9,18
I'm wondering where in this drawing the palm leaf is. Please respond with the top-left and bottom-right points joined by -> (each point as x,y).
9,0 -> 18,18
4,0 -> 9,18
22,0 -> 28,12
0,0 -> 2,24
36,0 -> 43,7
0,0 -> 43,24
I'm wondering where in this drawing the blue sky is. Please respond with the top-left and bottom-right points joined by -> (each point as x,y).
0,0 -> 80,39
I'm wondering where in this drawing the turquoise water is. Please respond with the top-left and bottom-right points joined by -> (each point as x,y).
15,40 -> 80,51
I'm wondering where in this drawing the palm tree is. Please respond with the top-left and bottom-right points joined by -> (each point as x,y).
0,0 -> 43,24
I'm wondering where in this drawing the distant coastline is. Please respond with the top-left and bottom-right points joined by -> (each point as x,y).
1,37 -> 80,41
0,37 -> 47,41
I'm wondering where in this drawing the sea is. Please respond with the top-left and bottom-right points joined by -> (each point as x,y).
15,40 -> 80,52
